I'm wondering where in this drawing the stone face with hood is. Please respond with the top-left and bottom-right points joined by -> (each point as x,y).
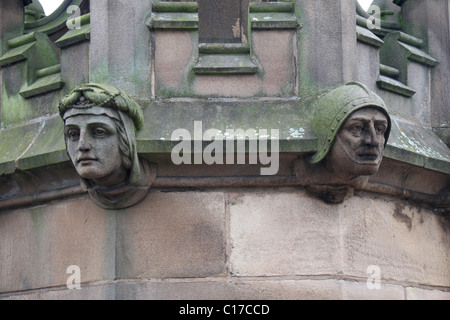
59,83 -> 154,209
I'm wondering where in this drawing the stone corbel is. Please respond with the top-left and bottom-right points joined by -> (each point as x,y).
296,82 -> 391,204
294,157 -> 370,204
58,83 -> 156,209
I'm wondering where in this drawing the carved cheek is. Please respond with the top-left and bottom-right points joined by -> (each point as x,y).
378,136 -> 386,152
94,136 -> 122,170
339,133 -> 362,158
66,139 -> 78,163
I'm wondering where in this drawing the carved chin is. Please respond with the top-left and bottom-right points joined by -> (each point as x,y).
76,165 -> 106,180
351,162 -> 380,176
326,152 -> 382,180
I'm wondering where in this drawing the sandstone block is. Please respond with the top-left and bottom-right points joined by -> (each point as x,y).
0,196 -> 115,293
116,190 -> 226,279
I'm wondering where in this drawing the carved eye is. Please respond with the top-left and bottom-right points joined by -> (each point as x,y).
66,129 -> 79,140
350,124 -> 364,135
375,124 -> 386,135
93,128 -> 107,136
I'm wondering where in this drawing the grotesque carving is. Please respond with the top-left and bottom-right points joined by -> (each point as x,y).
59,83 -> 154,209
296,82 -> 391,203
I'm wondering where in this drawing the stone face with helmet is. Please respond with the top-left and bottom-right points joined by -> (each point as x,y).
295,82 -> 391,203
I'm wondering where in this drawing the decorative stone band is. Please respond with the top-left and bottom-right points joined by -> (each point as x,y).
62,105 -> 121,123
0,175 -> 448,211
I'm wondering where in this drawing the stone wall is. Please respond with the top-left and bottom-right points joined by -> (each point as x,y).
0,188 -> 449,299
0,0 -> 449,300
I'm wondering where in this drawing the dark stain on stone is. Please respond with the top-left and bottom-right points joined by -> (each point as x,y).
437,216 -> 450,234
393,203 -> 412,231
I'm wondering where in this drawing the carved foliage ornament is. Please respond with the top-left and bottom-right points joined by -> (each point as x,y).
59,83 -> 154,209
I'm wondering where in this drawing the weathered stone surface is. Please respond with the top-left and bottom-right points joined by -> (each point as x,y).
55,13 -> 90,49
193,74 -> 261,98
252,30 -> 296,96
0,196 -> 115,293
355,40 -> 381,92
0,120 -> 43,174
197,0 -> 248,43
0,0 -> 449,302
229,189 -> 450,286
341,280 -> 404,300
230,189 -> 342,276
117,279 -> 341,300
340,195 -> 450,287
296,0 -> 357,95
116,190 -> 226,279
0,278 -> 406,300
154,30 -> 195,95
89,0 -> 152,100
401,0 -> 450,142
406,61 -> 432,125
0,0 -> 24,58
405,287 -> 450,300
370,158 -> 449,195
16,115 -> 68,171
193,28 -> 296,97
0,283 -> 116,300
116,278 -> 404,300
60,41 -> 90,93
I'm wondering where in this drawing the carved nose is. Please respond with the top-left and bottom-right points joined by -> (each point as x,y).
364,125 -> 380,147
78,131 -> 91,151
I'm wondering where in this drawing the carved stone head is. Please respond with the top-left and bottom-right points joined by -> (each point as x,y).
325,107 -> 389,180
298,82 -> 391,203
59,83 -> 153,209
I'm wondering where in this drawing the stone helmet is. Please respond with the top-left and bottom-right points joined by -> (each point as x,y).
310,82 -> 391,164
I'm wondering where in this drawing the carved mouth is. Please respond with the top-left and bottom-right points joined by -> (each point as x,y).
77,158 -> 98,164
358,153 -> 379,161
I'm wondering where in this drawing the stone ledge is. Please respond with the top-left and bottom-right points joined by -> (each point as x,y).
55,13 -> 90,48
3,278 -> 450,300
0,32 -> 44,67
0,100 -> 449,175
387,115 -> 450,174
198,42 -> 251,54
193,53 -> 259,74
250,12 -> 299,29
377,75 -> 416,97
249,2 -> 295,13
20,67 -> 64,99
147,12 -> 199,30
356,25 -> 384,48
152,1 -> 198,13
148,4 -> 300,30
399,41 -> 439,67
355,10 -> 401,33
0,278 -> 410,300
